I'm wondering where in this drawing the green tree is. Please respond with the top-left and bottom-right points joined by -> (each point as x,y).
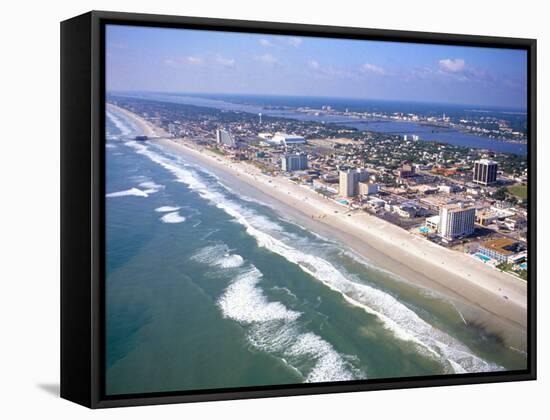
493,187 -> 508,201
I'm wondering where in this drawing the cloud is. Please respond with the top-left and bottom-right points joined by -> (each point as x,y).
436,58 -> 498,84
258,38 -> 273,47
186,56 -> 203,65
308,60 -> 320,69
163,56 -> 204,68
438,58 -> 466,73
256,53 -> 278,65
287,37 -> 303,47
361,63 -> 386,75
215,54 -> 235,67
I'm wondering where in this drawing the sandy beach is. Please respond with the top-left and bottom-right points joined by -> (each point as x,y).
109,103 -> 528,349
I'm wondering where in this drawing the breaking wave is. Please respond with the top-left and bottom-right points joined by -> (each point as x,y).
160,212 -> 186,224
191,244 -> 245,269
139,180 -> 164,194
155,206 -> 181,213
193,248 -> 363,382
106,187 -> 149,198
219,266 -> 300,323
126,139 -> 502,375
106,108 -> 134,137
106,179 -> 163,199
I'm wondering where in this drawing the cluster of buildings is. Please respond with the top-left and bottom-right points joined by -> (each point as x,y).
214,127 -> 526,274
295,105 -> 527,143
110,96 -> 528,279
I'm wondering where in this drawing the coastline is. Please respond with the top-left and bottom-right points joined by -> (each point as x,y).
109,103 -> 528,350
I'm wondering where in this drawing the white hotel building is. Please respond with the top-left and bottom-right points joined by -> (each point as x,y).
438,203 -> 475,241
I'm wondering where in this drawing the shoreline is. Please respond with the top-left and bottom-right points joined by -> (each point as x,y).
108,103 -> 528,350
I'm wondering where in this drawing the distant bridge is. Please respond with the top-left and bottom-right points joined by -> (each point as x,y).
111,135 -> 174,141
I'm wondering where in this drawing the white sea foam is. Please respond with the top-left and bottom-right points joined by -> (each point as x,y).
191,244 -> 230,265
139,181 -> 164,194
155,149 -> 284,233
106,187 -> 148,198
106,109 -> 133,136
155,206 -> 181,213
234,221 -> 500,373
129,175 -> 150,183
218,267 -> 300,323
218,254 -> 245,268
127,140 -> 502,374
191,244 -> 245,269
160,212 -> 186,224
105,179 -> 162,199
219,266 -> 361,382
190,241 -> 361,381
289,333 -> 356,382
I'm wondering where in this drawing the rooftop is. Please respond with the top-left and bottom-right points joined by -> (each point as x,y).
479,237 -> 520,256
477,159 -> 498,165
442,203 -> 474,212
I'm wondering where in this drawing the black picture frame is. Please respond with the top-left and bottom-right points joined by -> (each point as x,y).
60,10 -> 537,409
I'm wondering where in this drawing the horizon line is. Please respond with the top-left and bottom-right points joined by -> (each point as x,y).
106,90 -> 527,112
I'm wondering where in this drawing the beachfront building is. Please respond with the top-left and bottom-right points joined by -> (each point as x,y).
426,215 -> 440,230
281,153 -> 308,172
312,179 -> 339,194
339,168 -> 370,197
358,181 -> 379,196
394,203 -> 420,218
339,169 -> 358,197
339,168 -> 368,197
438,203 -> 475,240
216,129 -> 236,147
477,238 -> 524,263
473,159 -> 498,185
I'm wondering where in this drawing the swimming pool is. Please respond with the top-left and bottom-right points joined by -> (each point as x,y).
474,252 -> 491,263
419,227 -> 430,233
519,262 -> 527,270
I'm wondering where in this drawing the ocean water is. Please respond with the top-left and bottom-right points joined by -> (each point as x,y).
105,107 -> 526,396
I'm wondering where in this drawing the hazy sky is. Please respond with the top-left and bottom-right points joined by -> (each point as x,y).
106,24 -> 528,109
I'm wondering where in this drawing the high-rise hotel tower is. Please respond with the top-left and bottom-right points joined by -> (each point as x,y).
439,203 -> 475,240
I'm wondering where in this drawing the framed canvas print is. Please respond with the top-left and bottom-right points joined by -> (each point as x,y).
60,10 -> 536,408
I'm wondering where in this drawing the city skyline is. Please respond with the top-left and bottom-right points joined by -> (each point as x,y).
106,24 -> 528,109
